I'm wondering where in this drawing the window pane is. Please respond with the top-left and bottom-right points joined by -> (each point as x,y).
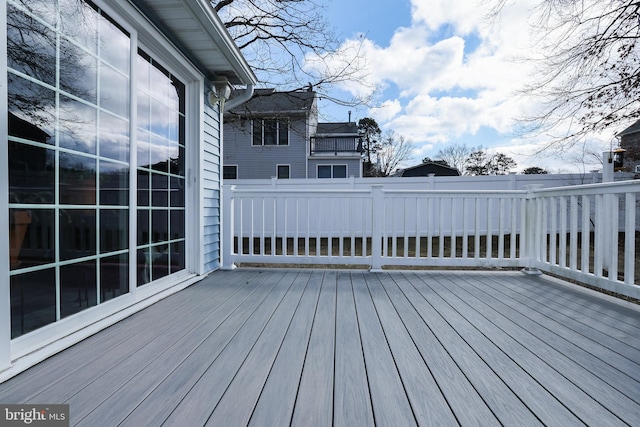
137,209 -> 150,246
170,177 -> 185,207
170,210 -> 185,240
264,120 -> 277,145
10,209 -> 56,269
252,120 -> 261,145
100,253 -> 129,302
8,75 -> 56,140
9,141 -> 55,204
277,165 -> 289,179
318,165 -> 331,178
137,130 -> 151,168
334,165 -> 347,178
137,248 -> 150,286
151,173 -> 169,207
7,4 -> 56,86
150,134 -> 169,172
100,209 -> 128,253
171,241 -> 185,273
152,210 -> 168,243
60,0 -> 98,52
11,268 -> 56,338
100,63 -> 129,117
99,112 -> 129,162
60,260 -> 97,319
223,165 -> 237,180
59,153 -> 96,205
278,120 -> 288,145
59,36 -> 97,103
152,244 -> 170,282
98,13 -> 130,73
59,209 -> 96,261
100,161 -> 129,206
137,170 -> 150,206
59,95 -> 97,154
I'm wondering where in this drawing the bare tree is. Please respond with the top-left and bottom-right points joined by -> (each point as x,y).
491,0 -> 640,150
465,149 -> 517,175
435,143 -> 481,175
374,130 -> 414,177
213,0 -> 372,106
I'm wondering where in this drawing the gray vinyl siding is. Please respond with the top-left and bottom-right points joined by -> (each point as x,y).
203,102 -> 222,272
308,158 -> 362,179
224,116 -> 309,179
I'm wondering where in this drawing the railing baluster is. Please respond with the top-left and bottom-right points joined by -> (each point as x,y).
624,192 -> 636,285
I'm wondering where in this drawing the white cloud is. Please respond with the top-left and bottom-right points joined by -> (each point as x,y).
304,0 -> 612,171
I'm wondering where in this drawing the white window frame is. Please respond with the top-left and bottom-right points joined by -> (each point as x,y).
251,118 -> 289,146
276,164 -> 290,179
317,164 -> 347,178
223,164 -> 238,180
3,0 -> 206,368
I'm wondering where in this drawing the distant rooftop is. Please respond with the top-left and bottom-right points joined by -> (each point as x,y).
617,119 -> 640,137
316,122 -> 358,135
227,89 -> 316,116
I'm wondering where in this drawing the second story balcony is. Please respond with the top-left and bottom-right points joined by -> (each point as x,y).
310,136 -> 363,156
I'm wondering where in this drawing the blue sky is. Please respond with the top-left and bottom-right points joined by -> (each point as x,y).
308,0 -> 611,173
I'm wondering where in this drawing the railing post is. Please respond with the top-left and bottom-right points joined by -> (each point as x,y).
222,185 -> 236,270
522,185 -> 542,274
370,185 -> 384,272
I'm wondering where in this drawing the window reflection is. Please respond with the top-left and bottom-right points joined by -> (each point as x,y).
9,75 -> 56,138
100,253 -> 129,302
98,13 -> 130,73
60,260 -> 97,318
100,63 -> 129,117
59,36 -> 97,102
59,153 -> 96,205
9,140 -> 55,204
99,112 -> 129,162
137,209 -> 150,246
11,268 -> 56,338
10,209 -> 55,270
59,209 -> 96,261
59,95 -> 97,154
151,174 -> 169,207
60,0 -> 98,52
152,210 -> 168,243
7,4 -> 57,86
100,161 -> 129,206
137,170 -> 150,206
100,209 -> 128,252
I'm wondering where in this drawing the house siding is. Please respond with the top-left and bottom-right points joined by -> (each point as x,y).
203,103 -> 222,272
224,116 -> 309,179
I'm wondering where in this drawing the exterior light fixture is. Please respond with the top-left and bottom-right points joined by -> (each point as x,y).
209,76 -> 232,107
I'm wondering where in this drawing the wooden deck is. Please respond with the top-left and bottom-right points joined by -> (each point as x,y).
1,269 -> 639,426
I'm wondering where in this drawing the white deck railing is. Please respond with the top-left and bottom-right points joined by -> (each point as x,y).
222,180 -> 640,299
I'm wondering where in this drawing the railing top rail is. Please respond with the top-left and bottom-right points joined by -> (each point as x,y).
531,179 -> 640,196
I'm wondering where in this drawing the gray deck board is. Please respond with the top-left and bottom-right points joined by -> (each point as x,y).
449,272 -> 640,411
290,271 -> 336,427
332,271 -> 374,427
1,269 -> 638,427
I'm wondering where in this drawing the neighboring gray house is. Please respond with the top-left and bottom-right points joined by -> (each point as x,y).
617,119 -> 640,173
223,90 -> 363,179
2,0 -> 256,380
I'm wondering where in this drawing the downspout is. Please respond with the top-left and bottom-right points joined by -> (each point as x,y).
223,84 -> 255,112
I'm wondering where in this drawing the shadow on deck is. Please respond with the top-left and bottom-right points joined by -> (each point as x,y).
1,269 -> 639,426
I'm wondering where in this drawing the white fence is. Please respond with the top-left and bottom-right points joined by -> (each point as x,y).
222,179 -> 640,299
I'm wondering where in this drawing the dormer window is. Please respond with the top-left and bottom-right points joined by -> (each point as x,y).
252,119 -> 289,146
